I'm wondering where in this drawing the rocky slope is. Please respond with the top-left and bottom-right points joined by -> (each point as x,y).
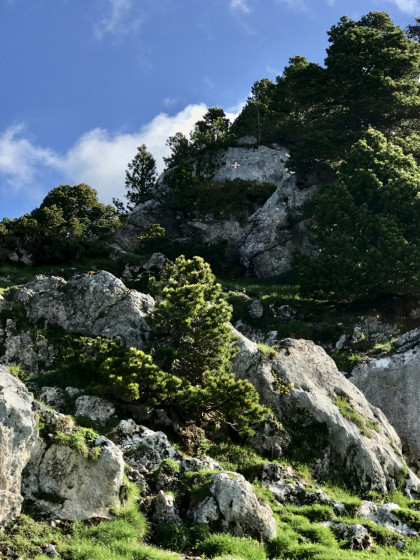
2,270 -> 420,558
114,142 -> 316,278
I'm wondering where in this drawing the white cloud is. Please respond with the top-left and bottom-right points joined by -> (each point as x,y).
55,104 -> 209,202
94,0 -> 142,40
230,0 -> 250,13
0,105 -> 211,206
0,102 -> 244,210
384,0 -> 420,13
0,125 -> 56,188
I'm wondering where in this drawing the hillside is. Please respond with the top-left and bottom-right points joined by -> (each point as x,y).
1,9 -> 420,560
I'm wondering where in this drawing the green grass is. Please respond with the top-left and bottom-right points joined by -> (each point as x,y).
197,533 -> 267,560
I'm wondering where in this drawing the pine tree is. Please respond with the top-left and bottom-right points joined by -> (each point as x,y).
298,129 -> 420,300
148,255 -> 268,434
124,144 -> 157,209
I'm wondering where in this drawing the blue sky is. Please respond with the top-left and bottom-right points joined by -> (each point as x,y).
0,0 -> 418,219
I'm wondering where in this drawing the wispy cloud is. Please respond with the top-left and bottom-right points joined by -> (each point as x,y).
275,0 -> 307,10
230,0 -> 250,14
94,0 -> 142,40
383,0 -> 420,14
0,105 -> 220,210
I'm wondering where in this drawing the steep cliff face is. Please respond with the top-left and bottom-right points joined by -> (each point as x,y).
113,143 -> 316,278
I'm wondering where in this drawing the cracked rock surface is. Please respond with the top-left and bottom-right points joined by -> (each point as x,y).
14,271 -> 154,349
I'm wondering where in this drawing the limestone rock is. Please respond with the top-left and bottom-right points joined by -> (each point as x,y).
248,300 -> 264,319
232,331 -> 420,495
357,501 -> 417,536
75,395 -> 116,426
350,329 -> 420,472
113,145 -> 316,278
116,421 -> 182,472
192,471 -> 276,539
22,436 -> 124,520
147,490 -> 181,525
0,366 -> 37,526
14,271 -> 154,349
38,387 -> 66,413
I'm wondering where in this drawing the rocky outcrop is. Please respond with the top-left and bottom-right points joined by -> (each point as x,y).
357,501 -> 417,536
13,271 -> 154,349
22,403 -> 124,520
75,395 -> 116,427
114,145 -> 316,278
23,437 -> 124,520
0,366 -> 37,526
191,471 -> 277,539
232,332 -> 420,495
350,328 -> 420,472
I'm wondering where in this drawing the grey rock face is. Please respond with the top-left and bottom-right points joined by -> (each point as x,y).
23,437 -> 124,520
117,421 -> 182,472
38,387 -> 66,413
192,471 -> 277,539
232,331 -> 420,495
14,271 -> 154,349
0,366 -> 37,526
350,329 -> 420,472
114,146 -> 316,278
357,501 -> 417,536
75,395 -> 116,426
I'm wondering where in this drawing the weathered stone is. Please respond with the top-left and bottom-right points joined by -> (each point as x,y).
14,271 -> 154,349
232,331 -> 420,495
75,395 -> 116,426
38,387 -> 66,413
116,421 -> 182,472
113,145 -> 316,278
248,300 -> 264,319
0,366 -> 37,526
357,501 -> 417,536
350,328 -> 420,472
22,436 -> 124,520
192,471 -> 276,539
147,490 -> 181,525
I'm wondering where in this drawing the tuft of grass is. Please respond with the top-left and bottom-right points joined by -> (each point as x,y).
197,533 -> 266,560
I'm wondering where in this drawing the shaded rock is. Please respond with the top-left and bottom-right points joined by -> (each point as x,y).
0,366 -> 37,526
14,271 -> 154,349
232,331 -> 420,495
248,300 -> 264,319
351,315 -> 399,344
350,328 -> 420,472
75,395 -> 115,426
270,303 -> 298,321
357,501 -> 417,536
116,421 -> 182,472
146,490 -> 181,525
38,387 -> 66,413
192,471 -> 276,539
114,145 -> 316,278
22,436 -> 124,521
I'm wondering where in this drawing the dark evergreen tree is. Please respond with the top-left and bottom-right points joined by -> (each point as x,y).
298,129 -> 420,300
124,144 -> 157,209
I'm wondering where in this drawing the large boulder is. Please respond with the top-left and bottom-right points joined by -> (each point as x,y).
22,403 -> 124,520
350,328 -> 420,472
13,271 -> 154,349
0,366 -> 37,526
113,145 -> 316,278
232,332 -> 420,495
191,471 -> 277,539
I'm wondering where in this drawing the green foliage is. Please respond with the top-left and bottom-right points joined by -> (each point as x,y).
233,11 -> 420,172
164,161 -> 276,223
298,129 -> 420,301
138,223 -> 168,253
197,533 -> 267,560
148,255 -> 269,435
0,184 -> 121,266
153,523 -> 188,552
119,144 -> 157,211
164,108 -> 231,168
53,425 -> 101,462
